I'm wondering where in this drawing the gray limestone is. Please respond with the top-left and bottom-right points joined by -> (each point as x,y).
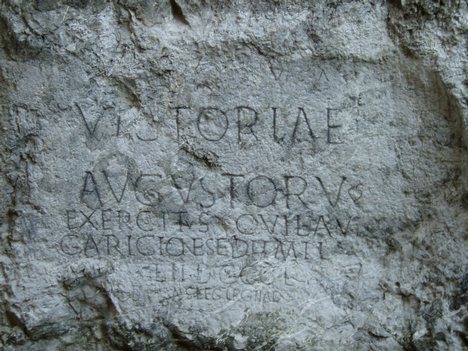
0,1 -> 467,350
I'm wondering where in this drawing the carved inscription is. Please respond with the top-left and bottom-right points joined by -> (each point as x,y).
60,100 -> 363,305
76,105 -> 348,145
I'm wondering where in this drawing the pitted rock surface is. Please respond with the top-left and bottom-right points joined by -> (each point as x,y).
0,1 -> 467,350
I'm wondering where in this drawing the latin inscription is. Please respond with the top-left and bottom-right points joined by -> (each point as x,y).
60,100 -> 363,306
76,105 -> 349,145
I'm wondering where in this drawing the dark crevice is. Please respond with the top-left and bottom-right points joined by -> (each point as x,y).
165,323 -> 227,351
180,143 -> 220,170
170,0 -> 190,26
166,323 -> 204,351
5,308 -> 30,338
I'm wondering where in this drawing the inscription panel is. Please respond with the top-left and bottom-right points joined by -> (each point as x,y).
11,54 -> 460,340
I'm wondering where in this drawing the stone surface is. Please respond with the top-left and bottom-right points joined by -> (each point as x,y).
0,1 -> 467,350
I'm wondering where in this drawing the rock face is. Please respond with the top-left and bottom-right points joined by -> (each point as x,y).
0,1 -> 466,350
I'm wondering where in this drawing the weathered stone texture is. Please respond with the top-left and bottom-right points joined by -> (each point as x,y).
0,1 -> 466,350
